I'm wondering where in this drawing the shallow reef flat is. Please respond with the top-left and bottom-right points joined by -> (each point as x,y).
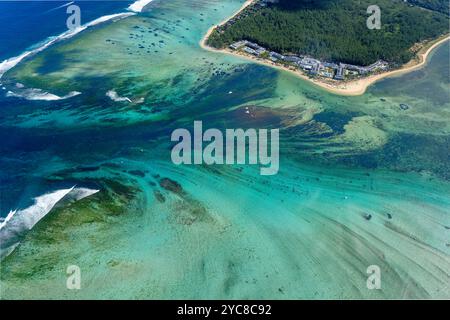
1,160 -> 449,299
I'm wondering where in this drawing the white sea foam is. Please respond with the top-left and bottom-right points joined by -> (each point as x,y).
49,1 -> 75,12
6,87 -> 81,101
0,12 -> 135,79
0,210 -> 17,230
0,187 -> 99,259
128,0 -> 154,13
106,90 -> 133,103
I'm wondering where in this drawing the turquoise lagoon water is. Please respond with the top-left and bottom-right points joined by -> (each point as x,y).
0,0 -> 449,299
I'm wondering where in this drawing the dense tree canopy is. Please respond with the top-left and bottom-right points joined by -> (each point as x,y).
207,0 -> 449,66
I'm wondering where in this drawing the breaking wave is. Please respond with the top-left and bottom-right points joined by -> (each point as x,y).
0,0 -> 157,80
128,0 -> 155,13
6,86 -> 81,101
0,187 -> 99,259
0,12 -> 135,79
106,89 -> 133,103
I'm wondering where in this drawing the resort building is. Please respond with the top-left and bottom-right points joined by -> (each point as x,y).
228,39 -> 391,81
334,64 -> 345,80
229,40 -> 249,50
284,55 -> 302,63
269,51 -> 285,61
243,46 -> 257,55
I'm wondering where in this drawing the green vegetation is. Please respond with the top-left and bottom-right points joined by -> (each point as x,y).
207,0 -> 449,66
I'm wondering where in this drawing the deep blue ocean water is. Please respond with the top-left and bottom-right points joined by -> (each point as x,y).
0,1 -> 132,61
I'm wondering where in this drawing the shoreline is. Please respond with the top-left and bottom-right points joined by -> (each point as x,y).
200,1 -> 449,96
200,0 -> 255,49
